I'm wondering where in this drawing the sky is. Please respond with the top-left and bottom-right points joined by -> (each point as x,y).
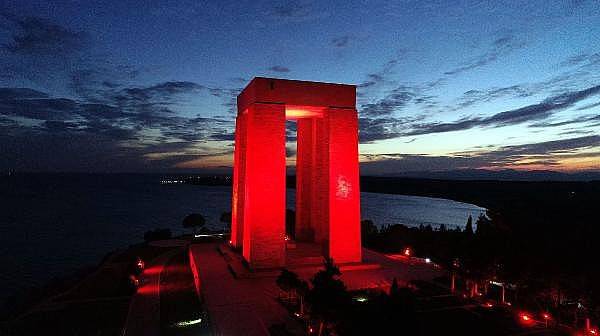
0,0 -> 599,174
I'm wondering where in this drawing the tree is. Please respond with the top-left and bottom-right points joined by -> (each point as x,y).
464,215 -> 474,235
220,211 -> 231,225
361,219 -> 378,245
182,213 -> 205,235
306,258 -> 350,336
276,268 -> 301,302
390,278 -> 400,296
144,228 -> 172,242
297,279 -> 310,315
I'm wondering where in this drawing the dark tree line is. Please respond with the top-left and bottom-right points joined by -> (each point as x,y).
276,259 -> 418,336
360,178 -> 600,327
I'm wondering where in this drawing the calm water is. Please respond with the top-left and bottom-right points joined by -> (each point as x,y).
0,173 -> 484,300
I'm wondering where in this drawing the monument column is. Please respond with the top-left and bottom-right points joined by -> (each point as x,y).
242,103 -> 287,268
312,116 -> 330,247
231,112 -> 247,248
295,118 -> 315,241
326,107 -> 361,263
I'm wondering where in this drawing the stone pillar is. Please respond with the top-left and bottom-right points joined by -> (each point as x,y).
242,103 -> 286,268
231,112 -> 247,248
312,116 -> 330,246
295,118 -> 315,241
326,108 -> 361,264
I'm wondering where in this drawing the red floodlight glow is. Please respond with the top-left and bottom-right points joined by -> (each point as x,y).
285,105 -> 325,119
231,78 -> 361,268
519,312 -> 535,326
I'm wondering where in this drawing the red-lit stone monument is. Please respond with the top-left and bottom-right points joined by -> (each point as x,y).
231,77 -> 361,269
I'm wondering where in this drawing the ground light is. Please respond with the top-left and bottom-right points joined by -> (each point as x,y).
518,312 -> 535,326
404,247 -> 411,256
194,233 -> 225,238
541,312 -> 551,328
172,318 -> 202,328
353,296 -> 368,303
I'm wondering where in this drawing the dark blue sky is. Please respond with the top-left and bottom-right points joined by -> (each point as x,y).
1,0 -> 599,173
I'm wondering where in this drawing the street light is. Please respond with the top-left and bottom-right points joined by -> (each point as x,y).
542,312 -> 551,328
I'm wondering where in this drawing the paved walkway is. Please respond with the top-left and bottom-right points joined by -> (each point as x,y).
123,247 -> 182,336
190,243 -> 301,336
189,243 -> 445,336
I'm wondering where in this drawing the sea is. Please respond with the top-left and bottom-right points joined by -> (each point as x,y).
0,173 -> 485,301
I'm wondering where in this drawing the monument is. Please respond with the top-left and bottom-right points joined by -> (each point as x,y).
230,77 -> 361,268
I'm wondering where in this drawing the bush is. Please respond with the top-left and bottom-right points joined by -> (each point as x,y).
143,228 -> 172,242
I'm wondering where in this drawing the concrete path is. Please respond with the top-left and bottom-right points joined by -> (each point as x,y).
190,243 -> 302,336
123,247 -> 182,336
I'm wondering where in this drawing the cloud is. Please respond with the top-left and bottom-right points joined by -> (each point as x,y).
454,85 -> 532,110
361,135 -> 600,173
331,35 -> 350,47
270,1 -> 311,18
1,14 -> 88,55
0,94 -> 78,121
268,65 -> 291,73
480,135 -> 599,158
444,35 -> 525,76
359,117 -> 409,143
360,85 -> 415,117
0,12 -> 242,172
0,88 -> 49,99
560,52 -> 600,68
576,101 -> 600,111
357,58 -> 400,90
406,84 -> 600,135
530,114 -> 600,128
0,83 -> 238,171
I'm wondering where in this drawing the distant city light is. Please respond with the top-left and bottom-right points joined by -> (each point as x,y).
425,258 -> 431,263
404,247 -> 411,256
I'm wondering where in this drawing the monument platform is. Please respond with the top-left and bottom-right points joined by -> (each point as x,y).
188,241 -> 445,335
217,241 -> 381,279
